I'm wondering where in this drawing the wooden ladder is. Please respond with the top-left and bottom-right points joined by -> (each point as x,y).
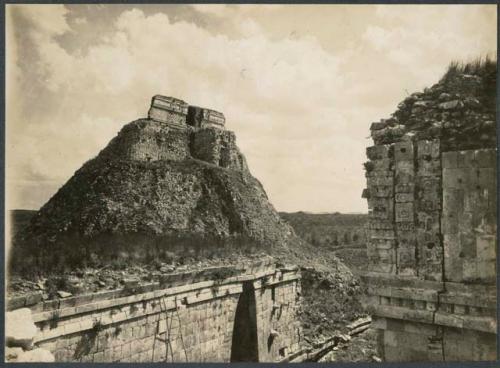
152,296 -> 189,362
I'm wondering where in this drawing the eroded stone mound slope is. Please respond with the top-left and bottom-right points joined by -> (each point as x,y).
11,96 -> 302,273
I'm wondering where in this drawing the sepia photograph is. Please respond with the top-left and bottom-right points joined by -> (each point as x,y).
4,3 -> 498,364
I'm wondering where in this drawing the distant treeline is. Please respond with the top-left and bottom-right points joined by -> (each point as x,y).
279,212 -> 368,249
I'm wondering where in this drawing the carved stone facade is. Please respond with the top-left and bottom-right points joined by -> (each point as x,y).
363,141 -> 497,362
148,95 -> 189,128
187,106 -> 225,129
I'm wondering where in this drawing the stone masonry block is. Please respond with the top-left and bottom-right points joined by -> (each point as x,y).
477,168 -> 495,188
442,151 -> 457,169
396,222 -> 415,231
417,140 -> 440,159
416,211 -> 440,232
395,169 -> 415,185
456,150 -> 476,168
366,145 -> 390,160
395,182 -> 415,194
395,160 -> 415,175
442,168 -> 466,189
476,260 -> 496,282
417,175 -> 440,193
444,257 -> 463,283
442,187 -> 463,215
417,159 -> 441,177
395,202 -> 414,223
367,175 -> 394,187
397,246 -> 416,267
395,141 -> 414,161
474,149 -> 496,168
397,231 -> 415,246
395,193 -> 413,203
372,159 -> 392,171
368,220 -> 394,230
148,96 -> 188,126
476,235 -> 496,261
462,259 -> 478,281
416,199 -> 441,213
441,212 -> 458,235
187,106 -> 225,129
370,185 -> 393,198
459,232 -> 476,258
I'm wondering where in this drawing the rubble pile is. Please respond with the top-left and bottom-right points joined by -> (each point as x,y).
370,63 -> 496,151
8,252 -> 271,299
299,266 -> 367,340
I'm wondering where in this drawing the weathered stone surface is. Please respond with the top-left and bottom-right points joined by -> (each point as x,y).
5,347 -> 24,361
364,65 -> 497,362
57,291 -> 72,298
148,95 -> 189,126
21,264 -> 301,363
438,100 -> 463,110
187,106 -> 225,129
191,128 -> 248,171
15,348 -> 56,362
6,308 -> 37,350
102,119 -> 191,162
370,69 -> 496,150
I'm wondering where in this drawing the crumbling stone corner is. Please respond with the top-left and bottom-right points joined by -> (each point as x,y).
363,139 -> 497,362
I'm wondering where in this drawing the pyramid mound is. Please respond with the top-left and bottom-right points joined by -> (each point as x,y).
11,96 -> 304,273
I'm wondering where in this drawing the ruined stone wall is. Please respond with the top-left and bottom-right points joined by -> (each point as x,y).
126,122 -> 191,162
99,96 -> 247,172
191,128 -> 248,171
8,263 -> 302,363
363,142 -> 497,362
101,119 -> 191,162
187,106 -> 226,130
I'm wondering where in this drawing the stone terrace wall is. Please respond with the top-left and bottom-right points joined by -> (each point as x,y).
7,262 -> 302,363
363,143 -> 497,362
102,119 -> 191,162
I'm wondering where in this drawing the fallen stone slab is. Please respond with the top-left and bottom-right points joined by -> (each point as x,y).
349,324 -> 371,336
438,100 -> 463,110
347,316 -> 372,330
338,334 -> 351,343
57,291 -> 72,298
6,308 -> 38,350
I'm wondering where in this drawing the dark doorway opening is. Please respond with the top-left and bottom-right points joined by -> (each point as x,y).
219,144 -> 229,167
230,282 -> 259,362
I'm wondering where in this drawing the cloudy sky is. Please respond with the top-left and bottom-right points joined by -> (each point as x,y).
6,4 -> 496,213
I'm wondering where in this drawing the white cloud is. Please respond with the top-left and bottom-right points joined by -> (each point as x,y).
73,17 -> 87,25
13,4 -> 70,36
6,4 -> 497,213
